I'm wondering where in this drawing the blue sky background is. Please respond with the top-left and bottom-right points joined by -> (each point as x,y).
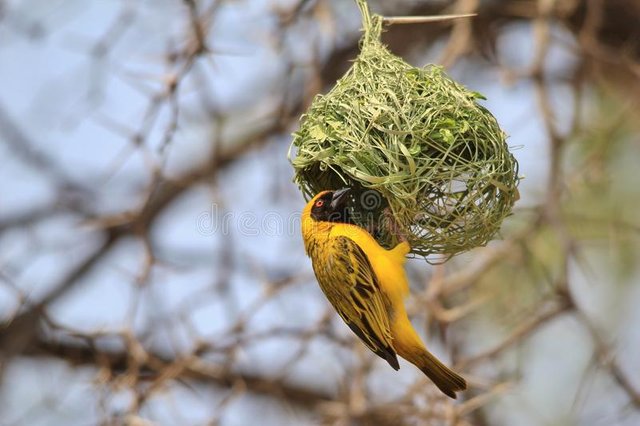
1,1 -> 639,425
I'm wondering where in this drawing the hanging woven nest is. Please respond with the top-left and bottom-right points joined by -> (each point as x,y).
289,0 -> 519,259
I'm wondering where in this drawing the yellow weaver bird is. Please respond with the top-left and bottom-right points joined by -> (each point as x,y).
301,188 -> 467,399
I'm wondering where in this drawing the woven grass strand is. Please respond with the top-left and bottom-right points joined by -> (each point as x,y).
289,0 -> 519,259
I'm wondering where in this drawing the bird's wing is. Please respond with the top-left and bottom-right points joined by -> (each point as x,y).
313,236 -> 399,370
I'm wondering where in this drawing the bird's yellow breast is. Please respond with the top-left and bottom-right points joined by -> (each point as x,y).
329,224 -> 410,301
301,198 -> 410,301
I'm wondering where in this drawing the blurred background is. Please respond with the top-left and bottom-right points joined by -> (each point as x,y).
1,0 -> 639,425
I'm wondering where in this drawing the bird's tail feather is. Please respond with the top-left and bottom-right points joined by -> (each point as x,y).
418,351 -> 467,399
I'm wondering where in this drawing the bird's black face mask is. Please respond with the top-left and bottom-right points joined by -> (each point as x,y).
310,188 -> 353,224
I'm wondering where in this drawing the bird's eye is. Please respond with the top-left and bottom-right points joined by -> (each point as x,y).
315,199 -> 324,207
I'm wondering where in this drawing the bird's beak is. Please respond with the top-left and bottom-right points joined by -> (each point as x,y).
330,188 -> 351,210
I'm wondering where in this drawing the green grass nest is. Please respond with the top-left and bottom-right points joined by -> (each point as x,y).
289,3 -> 519,259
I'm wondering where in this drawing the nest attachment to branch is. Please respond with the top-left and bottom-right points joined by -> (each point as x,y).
289,1 -> 520,259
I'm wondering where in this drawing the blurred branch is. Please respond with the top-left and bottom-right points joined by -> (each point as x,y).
1,0 -> 639,424
23,335 -> 333,410
382,13 -> 477,25
0,102 -> 87,195
575,305 -> 640,407
0,233 -> 118,365
458,294 -> 572,369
